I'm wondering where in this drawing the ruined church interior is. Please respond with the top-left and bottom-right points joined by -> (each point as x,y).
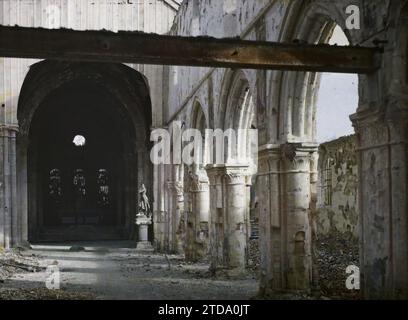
0,0 -> 407,305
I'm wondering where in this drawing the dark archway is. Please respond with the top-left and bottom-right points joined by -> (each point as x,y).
17,61 -> 152,242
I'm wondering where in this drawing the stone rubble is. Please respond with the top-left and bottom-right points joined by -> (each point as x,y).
315,231 -> 360,299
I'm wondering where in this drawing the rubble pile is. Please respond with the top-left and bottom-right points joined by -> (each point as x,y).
247,239 -> 260,277
1,247 -> 95,300
0,248 -> 43,282
0,288 -> 94,300
315,231 -> 360,299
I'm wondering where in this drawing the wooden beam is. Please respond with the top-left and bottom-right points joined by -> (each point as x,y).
0,25 -> 380,73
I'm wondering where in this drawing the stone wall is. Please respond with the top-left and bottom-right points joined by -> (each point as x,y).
0,0 -> 179,248
317,135 -> 359,239
0,0 -> 179,128
159,0 -> 408,298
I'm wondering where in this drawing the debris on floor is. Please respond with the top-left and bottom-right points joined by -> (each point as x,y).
0,288 -> 95,300
247,239 -> 260,277
315,231 -> 360,299
0,248 -> 43,281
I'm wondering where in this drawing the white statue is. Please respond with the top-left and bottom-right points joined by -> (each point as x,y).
138,183 -> 151,217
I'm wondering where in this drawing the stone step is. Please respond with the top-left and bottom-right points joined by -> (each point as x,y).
35,226 -> 127,242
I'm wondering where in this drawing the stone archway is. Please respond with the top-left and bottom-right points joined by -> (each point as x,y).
17,61 -> 152,242
183,100 -> 210,262
206,70 -> 257,276
258,2 -> 363,294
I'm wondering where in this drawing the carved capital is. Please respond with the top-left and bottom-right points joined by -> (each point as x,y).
166,180 -> 185,201
224,165 -> 249,185
188,170 -> 209,192
205,165 -> 224,186
173,181 -> 184,197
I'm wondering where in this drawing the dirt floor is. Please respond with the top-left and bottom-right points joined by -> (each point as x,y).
0,236 -> 359,300
0,241 -> 258,300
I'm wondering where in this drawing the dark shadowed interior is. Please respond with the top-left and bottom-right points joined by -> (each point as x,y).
28,81 -> 136,241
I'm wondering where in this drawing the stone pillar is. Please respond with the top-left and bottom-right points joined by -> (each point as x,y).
282,144 -> 315,291
0,125 -> 19,249
257,145 -> 282,293
165,180 -> 173,252
16,135 -> 29,246
258,143 -> 316,294
173,180 -> 185,254
166,166 -> 184,253
206,164 -> 249,276
166,178 -> 184,254
188,171 -> 210,261
153,163 -> 166,252
206,165 -> 225,273
224,166 -> 249,276
309,149 -> 320,291
352,112 -> 408,299
183,167 -> 194,260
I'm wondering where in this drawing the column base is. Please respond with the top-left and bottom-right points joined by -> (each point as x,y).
16,240 -> 32,250
136,241 -> 154,253
212,267 -> 247,279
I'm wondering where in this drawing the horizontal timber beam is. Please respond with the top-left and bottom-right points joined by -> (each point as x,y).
0,25 -> 380,73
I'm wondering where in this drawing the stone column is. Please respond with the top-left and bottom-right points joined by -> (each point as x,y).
352,111 -> 408,299
206,165 -> 225,273
257,143 -> 316,294
206,164 -> 249,276
165,180 -> 174,252
0,125 -> 19,249
257,145 -> 282,293
183,166 -> 194,260
188,171 -> 210,261
153,163 -> 166,252
309,149 -> 320,292
282,144 -> 315,291
166,178 -> 184,254
16,135 -> 29,246
224,165 -> 249,277
173,180 -> 185,254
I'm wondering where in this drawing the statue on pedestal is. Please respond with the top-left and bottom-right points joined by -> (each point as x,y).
138,183 -> 151,218
135,183 -> 153,252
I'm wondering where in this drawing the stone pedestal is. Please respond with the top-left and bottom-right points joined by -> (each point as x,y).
135,213 -> 153,252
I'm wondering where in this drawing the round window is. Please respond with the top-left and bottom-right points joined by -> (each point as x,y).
73,135 -> 86,147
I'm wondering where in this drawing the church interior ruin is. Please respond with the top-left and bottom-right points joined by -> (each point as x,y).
0,0 -> 407,301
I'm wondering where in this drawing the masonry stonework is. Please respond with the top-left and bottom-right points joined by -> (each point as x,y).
0,0 -> 407,299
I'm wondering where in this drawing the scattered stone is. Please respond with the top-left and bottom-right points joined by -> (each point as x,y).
0,288 -> 95,300
247,239 -> 260,277
315,231 -> 360,299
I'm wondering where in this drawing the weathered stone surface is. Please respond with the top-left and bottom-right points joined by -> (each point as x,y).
317,135 -> 359,239
0,0 -> 407,300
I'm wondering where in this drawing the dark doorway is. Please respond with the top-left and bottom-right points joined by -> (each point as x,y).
28,81 -> 135,241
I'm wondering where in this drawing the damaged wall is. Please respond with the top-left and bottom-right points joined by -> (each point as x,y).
317,135 -> 359,239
